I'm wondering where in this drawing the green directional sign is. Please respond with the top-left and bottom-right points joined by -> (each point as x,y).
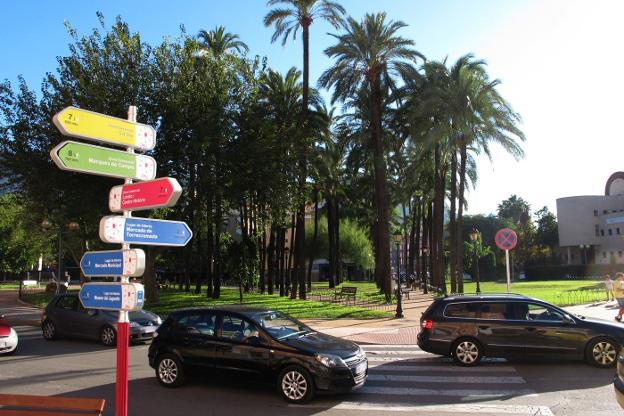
50,141 -> 157,180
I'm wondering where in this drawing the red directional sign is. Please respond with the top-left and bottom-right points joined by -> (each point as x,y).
495,228 -> 518,251
109,177 -> 182,212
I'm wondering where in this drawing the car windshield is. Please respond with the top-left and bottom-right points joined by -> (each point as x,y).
253,311 -> 313,340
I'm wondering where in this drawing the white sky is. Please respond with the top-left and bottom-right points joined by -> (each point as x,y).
465,0 -> 624,216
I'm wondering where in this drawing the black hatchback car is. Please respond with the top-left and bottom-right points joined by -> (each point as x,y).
418,294 -> 624,367
148,306 -> 367,403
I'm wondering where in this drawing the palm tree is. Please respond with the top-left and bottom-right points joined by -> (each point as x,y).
197,26 -> 249,56
264,0 -> 345,299
320,12 -> 423,301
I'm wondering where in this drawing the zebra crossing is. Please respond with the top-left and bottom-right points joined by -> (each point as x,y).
297,344 -> 554,415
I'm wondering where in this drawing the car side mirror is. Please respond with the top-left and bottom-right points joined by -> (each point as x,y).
562,315 -> 573,325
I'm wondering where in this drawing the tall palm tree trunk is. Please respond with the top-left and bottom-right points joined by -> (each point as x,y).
449,147 -> 458,293
306,187 -> 319,291
327,196 -> 337,288
456,137 -> 467,293
370,74 -> 392,302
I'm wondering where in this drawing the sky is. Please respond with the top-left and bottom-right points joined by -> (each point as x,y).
1,0 -> 623,217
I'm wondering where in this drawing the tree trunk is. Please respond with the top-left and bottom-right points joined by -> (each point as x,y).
279,228 -> 286,297
267,225 -> 276,295
144,247 -> 160,304
260,227 -> 266,294
421,202 -> 429,294
335,199 -> 342,285
433,143 -> 447,293
289,212 -> 297,299
205,191 -> 214,298
327,196 -> 337,288
370,74 -> 392,302
457,137 -> 467,294
306,187 -> 319,291
449,146 -> 458,294
212,193 -> 222,299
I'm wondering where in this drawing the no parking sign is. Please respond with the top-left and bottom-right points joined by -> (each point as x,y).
495,228 -> 518,251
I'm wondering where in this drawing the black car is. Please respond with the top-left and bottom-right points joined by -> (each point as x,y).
42,294 -> 162,346
615,347 -> 624,408
418,293 -> 624,367
148,306 -> 367,403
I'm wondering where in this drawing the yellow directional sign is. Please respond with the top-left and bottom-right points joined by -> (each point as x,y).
53,107 -> 156,151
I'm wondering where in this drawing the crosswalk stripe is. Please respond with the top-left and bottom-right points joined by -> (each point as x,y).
356,386 -> 537,398
368,363 -> 517,372
366,374 -> 525,384
293,402 -> 554,415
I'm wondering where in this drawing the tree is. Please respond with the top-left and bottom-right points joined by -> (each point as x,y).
320,12 -> 423,302
264,0 -> 346,300
535,206 -> 558,250
498,195 -> 531,226
197,26 -> 249,56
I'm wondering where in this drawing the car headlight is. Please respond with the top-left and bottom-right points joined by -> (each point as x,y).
316,354 -> 346,368
358,346 -> 366,359
9,328 -> 17,340
155,316 -> 162,325
129,321 -> 140,328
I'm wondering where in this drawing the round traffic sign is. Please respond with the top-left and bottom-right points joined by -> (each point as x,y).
495,228 -> 518,251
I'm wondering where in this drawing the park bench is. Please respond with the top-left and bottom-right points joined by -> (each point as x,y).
334,286 -> 357,304
0,393 -> 105,416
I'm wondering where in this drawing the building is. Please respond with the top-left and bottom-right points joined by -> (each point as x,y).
556,172 -> 624,265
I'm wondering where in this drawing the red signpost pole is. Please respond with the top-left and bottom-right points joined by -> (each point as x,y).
116,105 -> 137,416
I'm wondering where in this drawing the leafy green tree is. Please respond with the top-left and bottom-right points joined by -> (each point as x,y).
197,26 -> 249,56
264,0 -> 346,300
320,12 -> 423,301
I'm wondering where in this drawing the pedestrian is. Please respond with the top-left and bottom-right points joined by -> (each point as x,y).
614,273 -> 624,321
604,274 -> 615,302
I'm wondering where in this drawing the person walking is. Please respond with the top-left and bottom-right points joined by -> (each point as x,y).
605,274 -> 615,302
614,273 -> 624,321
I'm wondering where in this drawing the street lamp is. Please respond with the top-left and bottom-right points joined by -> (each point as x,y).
393,232 -> 404,318
41,220 -> 80,284
469,228 -> 481,294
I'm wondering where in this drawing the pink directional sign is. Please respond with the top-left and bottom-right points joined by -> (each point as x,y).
109,177 -> 182,212
495,228 -> 518,251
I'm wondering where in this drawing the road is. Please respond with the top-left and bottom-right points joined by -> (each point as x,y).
0,326 -> 620,416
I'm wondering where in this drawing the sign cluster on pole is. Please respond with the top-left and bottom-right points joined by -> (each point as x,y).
51,106 -> 191,416
495,228 -> 518,293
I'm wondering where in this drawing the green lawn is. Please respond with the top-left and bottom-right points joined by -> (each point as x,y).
462,280 -> 606,306
0,282 -> 21,290
148,286 -> 391,319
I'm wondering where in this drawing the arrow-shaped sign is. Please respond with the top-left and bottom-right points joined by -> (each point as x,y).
79,282 -> 145,311
53,107 -> 156,151
80,249 -> 146,278
99,216 -> 193,247
109,178 -> 182,212
50,141 -> 157,180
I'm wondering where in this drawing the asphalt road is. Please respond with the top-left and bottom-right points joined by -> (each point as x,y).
0,326 -> 621,416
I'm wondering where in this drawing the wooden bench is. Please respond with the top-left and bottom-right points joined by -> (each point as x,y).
334,286 -> 357,304
0,393 -> 105,415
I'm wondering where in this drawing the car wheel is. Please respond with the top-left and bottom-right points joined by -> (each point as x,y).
42,320 -> 58,341
277,366 -> 314,404
100,325 -> 117,347
156,354 -> 185,388
586,337 -> 618,367
452,338 -> 483,366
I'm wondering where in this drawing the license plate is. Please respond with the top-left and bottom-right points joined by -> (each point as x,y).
355,361 -> 367,374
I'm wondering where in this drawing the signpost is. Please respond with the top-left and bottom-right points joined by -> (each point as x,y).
109,177 -> 182,212
50,141 -> 157,180
80,249 -> 146,278
53,107 -> 156,151
99,216 -> 193,247
79,282 -> 145,311
495,228 -> 518,293
51,105 -> 190,416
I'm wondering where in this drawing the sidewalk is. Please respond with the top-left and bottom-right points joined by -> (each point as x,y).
563,299 -> 624,322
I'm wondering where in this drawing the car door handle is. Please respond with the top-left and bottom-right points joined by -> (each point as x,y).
525,327 -> 537,332
478,325 -> 490,331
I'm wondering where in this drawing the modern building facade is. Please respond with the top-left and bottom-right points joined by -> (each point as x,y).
556,172 -> 624,265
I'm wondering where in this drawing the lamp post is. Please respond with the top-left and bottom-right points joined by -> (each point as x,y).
41,219 -> 79,284
469,228 -> 481,294
393,232 -> 404,318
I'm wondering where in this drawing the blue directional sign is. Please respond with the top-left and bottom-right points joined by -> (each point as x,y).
80,249 -> 145,277
99,216 -> 193,247
79,282 -> 145,311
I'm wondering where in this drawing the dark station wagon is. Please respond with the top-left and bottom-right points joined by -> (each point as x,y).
148,306 -> 367,403
418,294 -> 624,367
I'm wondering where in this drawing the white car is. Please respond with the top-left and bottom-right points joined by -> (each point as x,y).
0,315 -> 18,355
